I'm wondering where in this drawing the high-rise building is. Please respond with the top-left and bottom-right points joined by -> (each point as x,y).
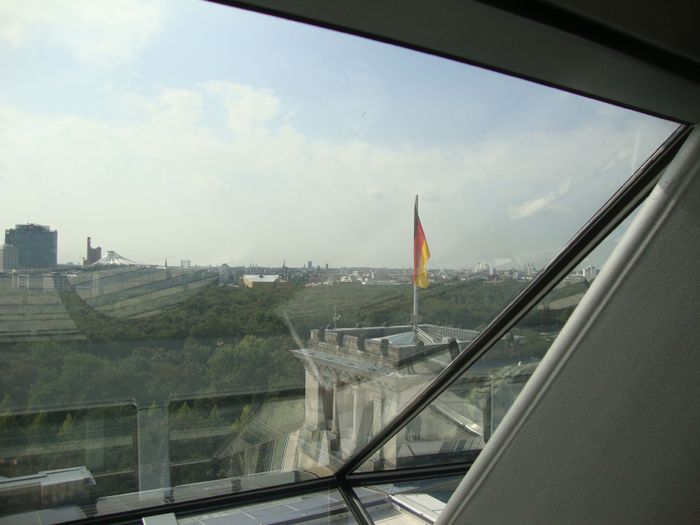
0,244 -> 18,272
4,224 -> 57,269
84,236 -> 102,266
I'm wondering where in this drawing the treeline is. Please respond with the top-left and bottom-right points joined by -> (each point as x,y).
0,335 -> 302,410
1,279 -> 584,411
59,278 -> 542,344
59,286 -> 293,342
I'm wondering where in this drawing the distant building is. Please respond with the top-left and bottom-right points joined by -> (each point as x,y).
4,224 -> 57,269
91,250 -> 142,266
11,272 -> 31,290
83,237 -> 102,266
242,274 -> 281,289
473,262 -> 490,275
0,244 -> 18,272
42,273 -> 70,293
580,265 -> 599,281
10,271 -> 63,292
219,264 -> 237,284
525,263 -> 537,279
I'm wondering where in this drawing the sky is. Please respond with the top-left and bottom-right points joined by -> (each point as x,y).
0,0 -> 678,269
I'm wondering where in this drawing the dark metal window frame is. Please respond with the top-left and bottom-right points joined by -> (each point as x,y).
208,0 -> 700,125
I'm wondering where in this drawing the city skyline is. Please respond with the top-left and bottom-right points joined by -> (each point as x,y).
0,1 -> 677,270
0,219 -> 622,273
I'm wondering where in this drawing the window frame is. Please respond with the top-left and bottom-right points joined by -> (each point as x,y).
6,1 -> 693,522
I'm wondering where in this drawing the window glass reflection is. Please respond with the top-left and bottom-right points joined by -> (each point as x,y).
0,0 -> 677,522
179,489 -> 356,525
356,477 -> 463,524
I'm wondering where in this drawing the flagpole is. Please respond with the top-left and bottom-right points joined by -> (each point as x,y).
413,195 -> 419,329
413,280 -> 418,327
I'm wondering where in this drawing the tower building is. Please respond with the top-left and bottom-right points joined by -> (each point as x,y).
84,237 -> 102,266
0,244 -> 18,272
4,224 -> 57,269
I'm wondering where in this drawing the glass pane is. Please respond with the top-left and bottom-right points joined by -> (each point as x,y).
356,476 -> 463,524
354,212 -> 640,472
179,489 -> 357,525
0,0 -> 677,521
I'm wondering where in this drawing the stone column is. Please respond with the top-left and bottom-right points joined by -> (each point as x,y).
331,383 -> 340,435
350,385 -> 364,449
303,370 -> 324,429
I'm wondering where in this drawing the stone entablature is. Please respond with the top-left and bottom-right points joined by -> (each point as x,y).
309,324 -> 476,367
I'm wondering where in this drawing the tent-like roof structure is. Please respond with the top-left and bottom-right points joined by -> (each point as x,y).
242,274 -> 280,283
91,250 -> 142,267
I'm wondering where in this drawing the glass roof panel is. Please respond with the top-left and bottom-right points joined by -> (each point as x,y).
0,0 -> 679,522
178,489 -> 357,525
356,476 -> 463,524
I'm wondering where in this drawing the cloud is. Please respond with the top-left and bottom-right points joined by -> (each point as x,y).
0,0 -> 164,67
203,81 -> 281,135
365,187 -> 386,199
0,81 -> 676,268
157,89 -> 204,126
508,192 -> 558,220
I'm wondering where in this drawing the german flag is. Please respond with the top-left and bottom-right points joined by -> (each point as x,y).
413,196 -> 431,288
